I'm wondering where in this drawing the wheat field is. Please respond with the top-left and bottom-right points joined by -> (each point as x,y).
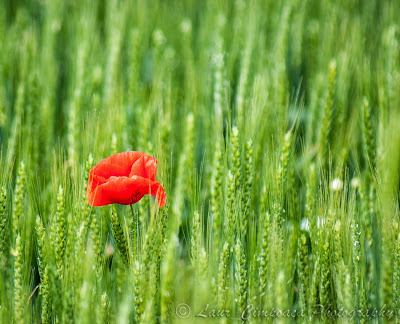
0,0 -> 400,323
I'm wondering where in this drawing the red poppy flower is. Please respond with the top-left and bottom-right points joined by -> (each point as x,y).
86,151 -> 166,207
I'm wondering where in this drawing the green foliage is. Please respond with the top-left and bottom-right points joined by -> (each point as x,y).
0,0 -> 400,323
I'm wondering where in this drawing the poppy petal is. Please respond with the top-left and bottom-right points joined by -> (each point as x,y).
87,175 -> 166,207
129,154 -> 157,181
86,151 -> 166,207
92,151 -> 144,179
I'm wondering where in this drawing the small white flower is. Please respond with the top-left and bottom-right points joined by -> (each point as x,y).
351,177 -> 360,189
300,218 -> 310,231
317,217 -> 325,228
330,178 -> 343,191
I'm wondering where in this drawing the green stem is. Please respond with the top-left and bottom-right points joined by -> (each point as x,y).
130,204 -> 138,261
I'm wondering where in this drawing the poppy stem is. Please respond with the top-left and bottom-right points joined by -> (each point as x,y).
130,204 -> 137,261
